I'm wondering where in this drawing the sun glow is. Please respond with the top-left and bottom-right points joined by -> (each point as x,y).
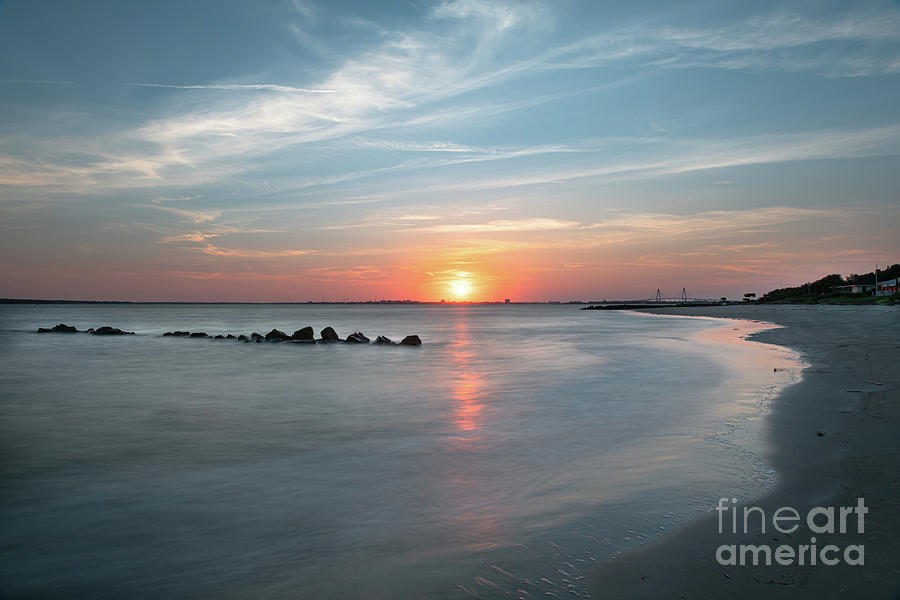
449,279 -> 472,300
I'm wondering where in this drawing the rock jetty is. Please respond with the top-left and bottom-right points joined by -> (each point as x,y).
89,326 -> 135,335
292,326 -> 314,341
38,323 -> 422,346
161,326 -> 421,346
37,323 -> 79,333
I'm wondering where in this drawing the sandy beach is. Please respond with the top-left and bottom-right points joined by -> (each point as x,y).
587,304 -> 900,599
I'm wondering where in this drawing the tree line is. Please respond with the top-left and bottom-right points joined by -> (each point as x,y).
761,264 -> 899,303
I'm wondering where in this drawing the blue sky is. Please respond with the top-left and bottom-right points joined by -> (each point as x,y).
1,0 -> 899,301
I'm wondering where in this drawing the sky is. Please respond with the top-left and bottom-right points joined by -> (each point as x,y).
1,0 -> 899,302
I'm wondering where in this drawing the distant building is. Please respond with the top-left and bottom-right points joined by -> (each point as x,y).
831,283 -> 876,294
877,278 -> 899,296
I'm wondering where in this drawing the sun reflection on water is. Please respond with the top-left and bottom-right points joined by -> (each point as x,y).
449,318 -> 486,442
442,312 -> 505,551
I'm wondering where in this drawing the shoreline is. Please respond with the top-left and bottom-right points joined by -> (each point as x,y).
586,304 -> 900,599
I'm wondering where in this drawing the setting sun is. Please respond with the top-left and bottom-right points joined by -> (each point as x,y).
449,279 -> 472,300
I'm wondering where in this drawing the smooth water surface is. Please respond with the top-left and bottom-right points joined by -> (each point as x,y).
0,304 -> 799,599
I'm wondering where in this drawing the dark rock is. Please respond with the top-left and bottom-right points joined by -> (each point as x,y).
250,332 -> 263,341
91,326 -> 135,336
346,332 -> 370,344
265,328 -> 291,342
291,339 -> 316,345
320,326 -> 340,342
163,332 -> 174,336
374,335 -> 395,345
189,332 -> 208,338
292,326 -> 314,341
238,335 -> 249,342
173,331 -> 190,337
214,335 -> 225,339
226,334 -> 236,339
37,323 -> 79,333
400,335 -> 422,346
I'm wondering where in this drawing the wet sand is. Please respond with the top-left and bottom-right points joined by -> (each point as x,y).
587,304 -> 900,599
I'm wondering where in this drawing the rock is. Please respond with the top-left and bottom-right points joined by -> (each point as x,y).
292,326 -> 314,341
400,335 -> 422,346
189,332 -> 208,338
238,334 -> 249,342
374,335 -> 395,345
346,332 -> 370,344
226,334 -> 236,339
817,430 -> 826,437
250,332 -> 263,341
173,331 -> 190,336
37,323 -> 79,333
320,326 -> 340,342
265,328 -> 291,342
91,326 -> 135,336
214,335 -> 225,339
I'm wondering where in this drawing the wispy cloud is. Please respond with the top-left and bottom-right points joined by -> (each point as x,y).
418,218 -> 595,233
154,222 -> 287,244
6,0 -> 556,191
141,204 -> 221,223
364,124 -> 900,196
600,207 -> 839,237
158,232 -> 219,243
7,3 -> 898,195
129,83 -> 338,93
149,270 -> 298,281
542,10 -> 900,77
200,244 -> 312,258
151,194 -> 203,203
305,265 -> 382,280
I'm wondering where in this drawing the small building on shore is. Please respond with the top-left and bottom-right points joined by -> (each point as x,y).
877,278 -> 899,296
831,283 -> 876,294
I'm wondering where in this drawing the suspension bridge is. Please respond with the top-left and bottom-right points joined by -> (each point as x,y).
581,288 -> 721,310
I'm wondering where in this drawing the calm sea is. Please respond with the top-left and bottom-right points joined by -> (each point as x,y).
0,304 -> 799,599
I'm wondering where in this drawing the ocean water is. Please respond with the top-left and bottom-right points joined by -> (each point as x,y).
0,304 -> 800,599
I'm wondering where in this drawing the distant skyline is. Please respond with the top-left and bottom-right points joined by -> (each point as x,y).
1,0 -> 899,302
